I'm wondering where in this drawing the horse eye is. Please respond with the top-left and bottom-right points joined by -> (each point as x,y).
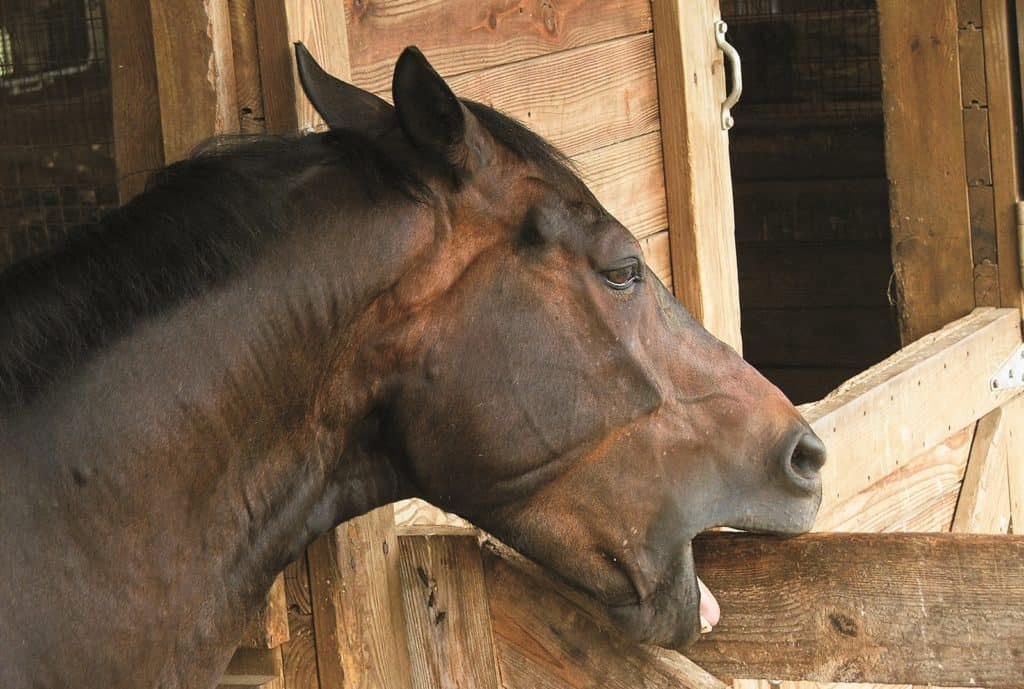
601,260 -> 641,290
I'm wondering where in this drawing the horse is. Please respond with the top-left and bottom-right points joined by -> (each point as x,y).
0,45 -> 825,689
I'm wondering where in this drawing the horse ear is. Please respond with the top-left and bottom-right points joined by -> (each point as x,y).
295,42 -> 392,130
392,46 -> 485,171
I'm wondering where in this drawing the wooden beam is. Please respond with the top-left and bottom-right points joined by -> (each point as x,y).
1003,394 -> 1024,533
107,0 -> 164,202
253,0 -> 350,133
476,537 -> 729,689
952,407 -> 1012,533
878,0 -> 975,344
800,308 -> 1022,518
686,532 -> 1024,688
306,506 -> 413,689
399,533 -> 501,689
148,0 -> 238,163
229,0 -> 266,134
652,0 -> 743,352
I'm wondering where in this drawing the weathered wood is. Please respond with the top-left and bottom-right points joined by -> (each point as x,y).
229,0 -> 266,134
573,132 -> 667,241
953,407 -> 1011,533
1001,394 -> 1024,534
959,0 -> 984,27
799,308 -> 1022,516
982,0 -> 1024,309
399,534 -> 501,689
239,574 -> 289,649
306,506 -> 413,689
344,0 -> 653,95
446,34 -> 660,158
878,0 -> 975,344
687,532 -> 1024,687
962,106 -> 993,186
219,647 -> 281,685
958,27 -> 987,106
149,0 -> 238,163
969,184 -> 999,264
816,425 -> 974,533
254,0 -> 350,133
641,230 -> 673,293
107,0 -> 164,202
479,538 -> 729,689
652,0 -> 743,352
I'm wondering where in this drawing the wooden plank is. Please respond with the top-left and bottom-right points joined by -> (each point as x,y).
279,555 -> 320,689
738,241 -> 895,310
799,308 -> 1022,517
254,0 -> 350,133
982,0 -> 1024,309
959,0 -> 984,27
1004,394 -> 1024,533
446,34 -> 660,158
219,647 -> 280,685
652,0 -> 743,352
229,0 -> 266,134
306,506 -> 413,689
815,425 -> 975,533
742,307 -> 899,369
399,534 -> 501,689
344,0 -> 653,94
878,0 -> 975,344
480,538 -> 730,689
107,0 -> 164,202
573,132 -> 667,241
958,28 -> 987,106
641,230 -> 673,292
149,0 -> 238,163
687,532 -> 1024,687
969,184 -> 999,263
952,407 -> 1012,533
962,106 -> 993,186
239,573 -> 289,649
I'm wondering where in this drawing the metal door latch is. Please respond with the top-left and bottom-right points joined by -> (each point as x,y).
714,20 -> 742,130
991,344 -> 1024,391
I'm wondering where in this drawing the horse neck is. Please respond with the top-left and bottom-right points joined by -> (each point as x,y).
3,193 -> 433,687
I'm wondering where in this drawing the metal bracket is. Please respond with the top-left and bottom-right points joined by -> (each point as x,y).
714,20 -> 742,131
990,344 -> 1024,391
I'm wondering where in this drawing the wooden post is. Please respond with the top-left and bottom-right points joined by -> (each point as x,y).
951,407 -> 1012,533
1004,394 -> 1024,533
878,0 -> 976,344
651,0 -> 743,353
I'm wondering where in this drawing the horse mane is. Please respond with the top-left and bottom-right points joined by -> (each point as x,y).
0,102 -> 571,407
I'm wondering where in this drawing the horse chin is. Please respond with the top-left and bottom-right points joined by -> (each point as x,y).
606,546 -> 704,650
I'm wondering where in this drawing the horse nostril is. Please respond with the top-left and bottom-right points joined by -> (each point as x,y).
788,431 -> 826,480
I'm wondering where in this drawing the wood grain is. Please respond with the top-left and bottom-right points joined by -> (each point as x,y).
219,647 -> 281,685
480,538 -> 729,689
344,0 -> 653,94
799,308 -> 1023,516
953,407 -> 1012,533
641,230 -> 673,293
652,0 -> 743,352
1004,394 -> 1024,533
445,33 -> 660,157
399,534 -> 501,689
239,574 -> 289,649
229,0 -> 266,134
573,132 -> 667,241
962,105 -> 993,186
815,425 -> 974,533
878,0 -> 975,344
958,27 -> 987,106
107,0 -> 164,201
149,0 -> 238,162
687,532 -> 1024,688
306,507 -> 413,689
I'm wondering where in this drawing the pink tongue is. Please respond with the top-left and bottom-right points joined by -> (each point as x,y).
697,577 -> 720,627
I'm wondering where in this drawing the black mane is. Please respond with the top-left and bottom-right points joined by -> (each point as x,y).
0,103 -> 570,407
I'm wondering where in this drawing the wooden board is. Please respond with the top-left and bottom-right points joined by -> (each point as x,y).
149,0 -> 238,162
799,308 -> 1022,516
479,538 -> 729,689
815,425 -> 974,533
229,0 -> 266,134
1004,394 -> 1024,533
343,0 -> 653,95
306,506 -> 412,689
445,34 -> 660,158
641,230 -> 673,292
399,534 -> 501,689
219,647 -> 281,686
107,0 -> 164,202
652,0 -> 743,352
573,132 -> 667,241
687,532 -> 1024,687
952,407 -> 1012,533
280,555 -> 320,689
878,0 -> 975,344
958,27 -> 987,107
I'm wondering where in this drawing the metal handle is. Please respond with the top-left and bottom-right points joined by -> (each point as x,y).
714,20 -> 742,130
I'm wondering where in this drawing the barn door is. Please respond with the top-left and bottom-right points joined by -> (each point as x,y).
652,0 -> 744,353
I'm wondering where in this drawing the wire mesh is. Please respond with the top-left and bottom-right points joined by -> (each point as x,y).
721,0 -> 881,124
0,0 -> 116,270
